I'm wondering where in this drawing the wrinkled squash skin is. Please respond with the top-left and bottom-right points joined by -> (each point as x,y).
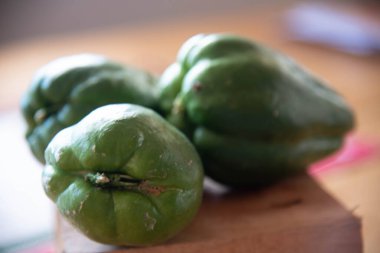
21,54 -> 158,163
43,104 -> 203,246
159,33 -> 354,187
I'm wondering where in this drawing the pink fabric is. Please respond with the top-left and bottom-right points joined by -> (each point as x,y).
309,135 -> 380,175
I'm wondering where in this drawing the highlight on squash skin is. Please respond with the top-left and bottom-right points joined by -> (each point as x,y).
42,104 -> 204,246
158,33 -> 355,187
21,54 -> 159,164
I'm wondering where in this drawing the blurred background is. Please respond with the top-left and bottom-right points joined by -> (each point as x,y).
2,0 -> 285,44
1,0 -> 379,48
0,0 -> 379,252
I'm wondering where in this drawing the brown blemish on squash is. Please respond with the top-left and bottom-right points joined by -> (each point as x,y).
138,181 -> 165,196
192,82 -> 202,92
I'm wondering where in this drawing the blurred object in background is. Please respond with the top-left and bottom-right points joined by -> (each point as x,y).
2,0 -> 379,48
284,2 -> 380,55
0,0 -> 294,46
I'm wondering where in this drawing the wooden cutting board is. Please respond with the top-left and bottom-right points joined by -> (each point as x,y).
57,174 -> 362,253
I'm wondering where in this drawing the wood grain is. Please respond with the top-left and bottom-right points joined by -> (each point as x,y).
57,175 -> 362,253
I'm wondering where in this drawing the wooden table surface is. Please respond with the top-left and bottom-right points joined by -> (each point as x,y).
1,2 -> 379,252
57,174 -> 362,253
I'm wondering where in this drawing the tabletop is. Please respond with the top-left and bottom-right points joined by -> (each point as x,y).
0,2 -> 379,252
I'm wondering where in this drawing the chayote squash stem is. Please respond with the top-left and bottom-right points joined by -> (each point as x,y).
85,172 -> 141,189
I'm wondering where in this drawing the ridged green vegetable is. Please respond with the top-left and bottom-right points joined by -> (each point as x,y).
43,104 -> 203,246
159,33 -> 354,187
21,54 -> 158,163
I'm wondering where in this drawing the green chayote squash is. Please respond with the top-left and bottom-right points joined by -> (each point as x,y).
159,33 -> 354,187
43,104 -> 203,246
21,54 -> 158,163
